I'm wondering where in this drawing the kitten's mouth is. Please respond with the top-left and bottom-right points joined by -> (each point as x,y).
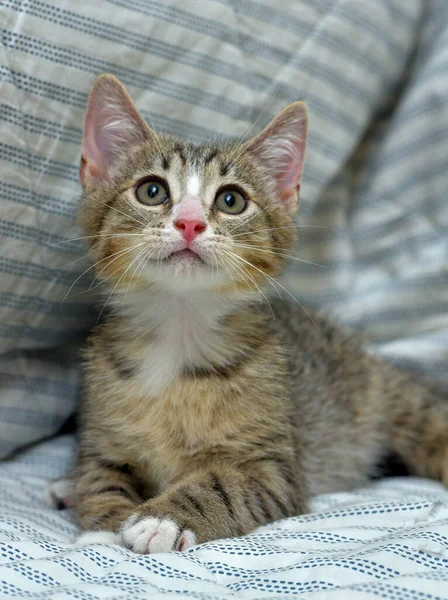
168,249 -> 205,264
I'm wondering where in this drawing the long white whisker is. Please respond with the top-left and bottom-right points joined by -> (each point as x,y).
88,245 -> 150,297
223,248 -> 282,300
221,253 -> 255,292
226,192 -> 290,237
231,243 -> 324,267
96,246 -> 147,323
212,254 -> 218,283
88,243 -> 147,291
93,196 -> 148,228
218,254 -> 238,293
63,243 -> 145,301
133,243 -> 161,288
121,245 -> 153,308
226,210 -> 264,236
47,233 -> 144,249
235,260 -> 275,319
59,253 -> 94,269
232,225 -> 351,238
224,249 -> 316,327
85,249 -> 143,295
126,240 -> 163,301
221,252 -> 275,317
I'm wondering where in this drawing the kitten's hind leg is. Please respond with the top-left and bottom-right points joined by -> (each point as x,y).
385,372 -> 448,484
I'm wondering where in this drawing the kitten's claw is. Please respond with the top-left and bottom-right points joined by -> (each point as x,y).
45,478 -> 74,510
121,514 -> 196,554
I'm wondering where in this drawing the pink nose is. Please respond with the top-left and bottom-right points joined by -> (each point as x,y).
174,219 -> 207,242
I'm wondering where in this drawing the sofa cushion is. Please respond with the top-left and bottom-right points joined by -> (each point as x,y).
1,0 -> 446,458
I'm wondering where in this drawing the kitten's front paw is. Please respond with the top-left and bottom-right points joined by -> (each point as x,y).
121,513 -> 196,554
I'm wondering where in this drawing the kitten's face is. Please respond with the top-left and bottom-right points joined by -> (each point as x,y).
79,75 -> 307,298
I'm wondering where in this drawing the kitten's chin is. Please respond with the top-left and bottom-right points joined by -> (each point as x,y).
142,252 -> 223,291
168,249 -> 205,265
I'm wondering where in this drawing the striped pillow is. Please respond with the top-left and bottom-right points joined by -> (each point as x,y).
1,0 -> 446,458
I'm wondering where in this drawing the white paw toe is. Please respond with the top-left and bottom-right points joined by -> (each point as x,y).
75,530 -> 121,546
45,478 -> 74,510
177,528 -> 197,551
121,515 -> 196,554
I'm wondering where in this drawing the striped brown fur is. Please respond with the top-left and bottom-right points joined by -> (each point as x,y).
49,75 -> 448,553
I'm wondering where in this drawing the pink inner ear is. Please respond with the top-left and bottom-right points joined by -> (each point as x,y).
81,76 -> 151,183
246,102 -> 308,208
275,132 -> 307,204
83,102 -> 109,180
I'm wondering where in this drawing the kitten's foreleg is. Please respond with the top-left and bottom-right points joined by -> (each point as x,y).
72,455 -> 141,535
121,459 -> 305,553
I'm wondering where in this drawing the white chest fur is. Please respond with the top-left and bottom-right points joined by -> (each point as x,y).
123,291 -> 235,397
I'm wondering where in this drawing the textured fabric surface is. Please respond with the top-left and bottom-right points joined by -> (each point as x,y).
0,1 -> 447,456
1,435 -> 448,599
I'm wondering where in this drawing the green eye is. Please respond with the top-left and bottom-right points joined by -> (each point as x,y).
135,180 -> 169,206
215,189 -> 247,215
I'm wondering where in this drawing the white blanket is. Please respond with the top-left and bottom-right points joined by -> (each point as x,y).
2,0 -> 448,460
1,1 -> 448,598
1,435 -> 448,599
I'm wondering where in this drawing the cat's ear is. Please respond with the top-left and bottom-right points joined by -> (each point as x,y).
81,74 -> 153,184
244,102 -> 308,210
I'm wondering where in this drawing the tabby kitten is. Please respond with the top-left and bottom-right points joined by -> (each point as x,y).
49,74 -> 448,554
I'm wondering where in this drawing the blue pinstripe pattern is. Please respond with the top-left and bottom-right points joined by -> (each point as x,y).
209,0 -> 414,57
0,324 -> 85,344
0,257 -> 87,285
0,374 -> 76,399
0,104 -> 82,145
2,30 -> 259,121
1,0 -> 446,495
0,66 -> 89,108
0,182 -> 78,218
0,292 -> 95,319
0,70 -> 219,142
1,435 -> 448,598
0,143 -> 79,182
0,218 -> 79,251
102,0 -> 390,79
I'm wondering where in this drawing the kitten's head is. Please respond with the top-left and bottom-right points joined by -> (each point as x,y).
79,75 -> 307,299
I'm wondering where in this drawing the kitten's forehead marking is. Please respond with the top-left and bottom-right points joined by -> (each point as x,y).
187,174 -> 200,196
